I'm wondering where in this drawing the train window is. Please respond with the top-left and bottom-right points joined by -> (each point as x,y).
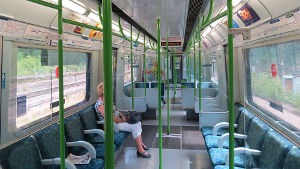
246,40 -> 300,131
124,55 -> 137,84
16,47 -> 90,128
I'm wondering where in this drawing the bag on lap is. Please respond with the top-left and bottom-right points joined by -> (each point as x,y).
120,111 -> 142,124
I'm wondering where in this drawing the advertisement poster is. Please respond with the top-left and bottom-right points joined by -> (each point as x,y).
237,4 -> 260,26
89,23 -> 103,40
224,19 -> 239,28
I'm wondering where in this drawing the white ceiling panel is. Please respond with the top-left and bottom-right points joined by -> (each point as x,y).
111,0 -> 190,39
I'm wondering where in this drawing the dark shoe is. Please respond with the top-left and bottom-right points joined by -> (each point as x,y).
137,151 -> 151,158
142,145 -> 150,150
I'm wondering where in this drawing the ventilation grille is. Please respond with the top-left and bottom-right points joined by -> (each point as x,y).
183,0 -> 204,51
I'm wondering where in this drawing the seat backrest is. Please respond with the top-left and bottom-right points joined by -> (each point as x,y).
259,130 -> 295,169
236,109 -> 255,145
283,147 -> 300,169
77,106 -> 99,142
0,136 -> 44,169
64,113 -> 87,155
246,117 -> 271,150
34,123 -> 67,159
234,103 -> 244,123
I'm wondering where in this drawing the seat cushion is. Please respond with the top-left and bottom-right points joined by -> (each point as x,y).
75,158 -> 105,169
259,130 -> 295,169
114,131 -> 129,149
0,136 -> 44,169
283,148 -> 300,169
214,165 -> 244,169
201,126 -> 228,137
205,135 -> 238,149
209,148 -> 245,167
93,143 -> 118,159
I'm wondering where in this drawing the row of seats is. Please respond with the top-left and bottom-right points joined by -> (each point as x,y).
0,105 -> 129,169
201,103 -> 300,169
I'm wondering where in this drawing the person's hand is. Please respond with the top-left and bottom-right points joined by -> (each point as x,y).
121,115 -> 127,122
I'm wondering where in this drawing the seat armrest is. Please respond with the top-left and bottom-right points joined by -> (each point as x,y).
97,120 -> 119,132
66,141 -> 96,159
84,129 -> 105,139
42,158 -> 76,169
225,147 -> 261,165
218,133 -> 247,148
213,122 -> 238,136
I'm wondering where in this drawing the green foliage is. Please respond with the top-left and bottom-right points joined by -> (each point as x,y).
251,73 -> 300,109
17,48 -> 87,77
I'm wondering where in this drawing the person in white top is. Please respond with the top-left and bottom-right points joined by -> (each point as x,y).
95,83 -> 151,158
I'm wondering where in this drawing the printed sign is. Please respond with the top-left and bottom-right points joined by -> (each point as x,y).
56,66 -> 59,78
237,4 -> 260,26
17,96 -> 27,117
89,23 -> 103,39
271,64 -> 277,77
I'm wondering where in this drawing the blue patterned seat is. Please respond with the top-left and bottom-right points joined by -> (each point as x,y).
0,136 -> 45,169
205,135 -> 238,149
77,106 -> 129,150
34,123 -> 105,169
214,165 -> 244,169
283,147 -> 300,169
201,103 -> 244,137
209,148 -> 245,167
65,113 -> 117,159
258,130 -> 295,169
209,117 -> 271,167
204,109 -> 255,150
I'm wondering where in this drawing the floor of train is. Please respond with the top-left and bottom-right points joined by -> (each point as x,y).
115,89 -> 213,169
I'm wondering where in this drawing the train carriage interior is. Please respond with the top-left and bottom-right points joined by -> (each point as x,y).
0,0 -> 300,169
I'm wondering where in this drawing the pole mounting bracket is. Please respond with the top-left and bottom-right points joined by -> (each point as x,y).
228,28 -> 251,40
45,34 -> 63,45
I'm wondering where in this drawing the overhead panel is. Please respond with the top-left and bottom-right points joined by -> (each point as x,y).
183,0 -> 204,51
259,0 -> 300,19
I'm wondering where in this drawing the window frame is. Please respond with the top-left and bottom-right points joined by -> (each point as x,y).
10,42 -> 92,133
243,37 -> 300,145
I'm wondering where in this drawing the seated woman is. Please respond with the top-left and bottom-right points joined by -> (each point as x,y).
95,83 -> 151,158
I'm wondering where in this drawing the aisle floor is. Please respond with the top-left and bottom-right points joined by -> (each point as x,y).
115,89 -> 212,169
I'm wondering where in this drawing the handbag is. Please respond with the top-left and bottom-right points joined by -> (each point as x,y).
127,111 -> 142,124
120,111 -> 141,124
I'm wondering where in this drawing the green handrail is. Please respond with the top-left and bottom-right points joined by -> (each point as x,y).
227,0 -> 235,169
103,0 -> 114,168
193,33 -> 196,96
156,18 -> 162,169
27,0 -> 59,9
204,0 -> 215,24
166,33 -> 170,135
118,17 -> 129,41
198,33 -> 202,112
57,0 -> 65,168
98,1 -> 103,26
173,48 -> 177,96
130,25 -> 134,109
144,34 -> 147,96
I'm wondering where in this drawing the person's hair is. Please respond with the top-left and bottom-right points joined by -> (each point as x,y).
97,82 -> 104,98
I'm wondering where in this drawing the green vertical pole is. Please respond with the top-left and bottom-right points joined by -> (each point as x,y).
193,34 -> 196,96
130,25 -> 134,109
227,0 -> 234,169
198,35 -> 202,112
173,48 -> 177,96
189,55 -> 191,82
103,0 -> 114,168
166,33 -> 170,135
144,34 -> 146,96
157,18 -> 163,169
58,0 -> 65,169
